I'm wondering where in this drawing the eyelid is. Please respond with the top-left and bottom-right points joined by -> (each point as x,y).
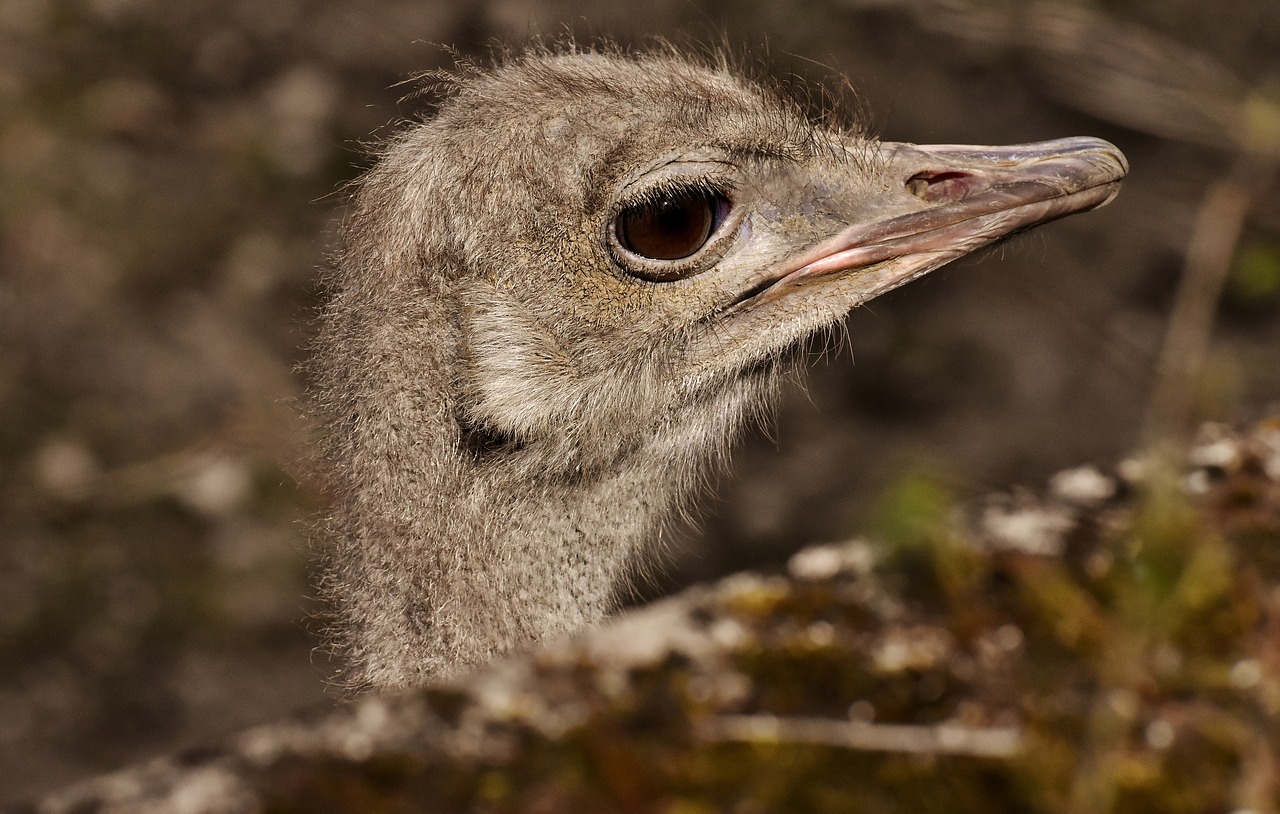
618,173 -> 736,214
615,154 -> 739,203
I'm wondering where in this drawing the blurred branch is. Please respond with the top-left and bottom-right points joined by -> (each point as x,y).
1019,1 -> 1249,150
697,714 -> 1025,758
30,439 -> 254,517
1145,155 -> 1277,442
838,0 -> 1252,148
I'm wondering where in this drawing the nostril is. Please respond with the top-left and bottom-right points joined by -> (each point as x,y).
905,170 -> 976,203
904,175 -> 930,198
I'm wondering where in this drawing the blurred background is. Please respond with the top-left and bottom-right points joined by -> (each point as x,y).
2,0 -> 1278,804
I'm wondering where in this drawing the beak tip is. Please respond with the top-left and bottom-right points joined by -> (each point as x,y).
1096,138 -> 1130,177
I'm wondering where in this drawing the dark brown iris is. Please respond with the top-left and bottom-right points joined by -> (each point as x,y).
616,188 -> 728,262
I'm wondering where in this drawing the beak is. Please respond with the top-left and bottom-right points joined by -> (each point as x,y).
728,136 -> 1129,314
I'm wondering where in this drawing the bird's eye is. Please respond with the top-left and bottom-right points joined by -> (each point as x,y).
615,188 -> 730,263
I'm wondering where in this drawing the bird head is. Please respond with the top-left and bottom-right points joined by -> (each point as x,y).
336,48 -> 1127,475
316,46 -> 1128,688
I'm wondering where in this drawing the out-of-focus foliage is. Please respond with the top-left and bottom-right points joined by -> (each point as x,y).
34,420 -> 1280,814
1228,241 -> 1280,312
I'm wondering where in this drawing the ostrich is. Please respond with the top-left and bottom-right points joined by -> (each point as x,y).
312,46 -> 1127,692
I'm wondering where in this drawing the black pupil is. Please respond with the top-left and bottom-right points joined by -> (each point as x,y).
617,189 -> 722,261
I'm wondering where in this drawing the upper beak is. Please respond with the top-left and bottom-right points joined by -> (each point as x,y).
731,136 -> 1129,313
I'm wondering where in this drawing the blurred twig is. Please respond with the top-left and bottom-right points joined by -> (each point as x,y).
838,0 -> 1250,148
698,714 -> 1025,757
1145,155 -> 1277,442
1019,1 -> 1248,150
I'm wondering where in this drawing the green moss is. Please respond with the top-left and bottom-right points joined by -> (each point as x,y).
1228,241 -> 1280,311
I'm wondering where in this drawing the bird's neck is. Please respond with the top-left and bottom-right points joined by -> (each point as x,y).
331,360 -> 774,691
